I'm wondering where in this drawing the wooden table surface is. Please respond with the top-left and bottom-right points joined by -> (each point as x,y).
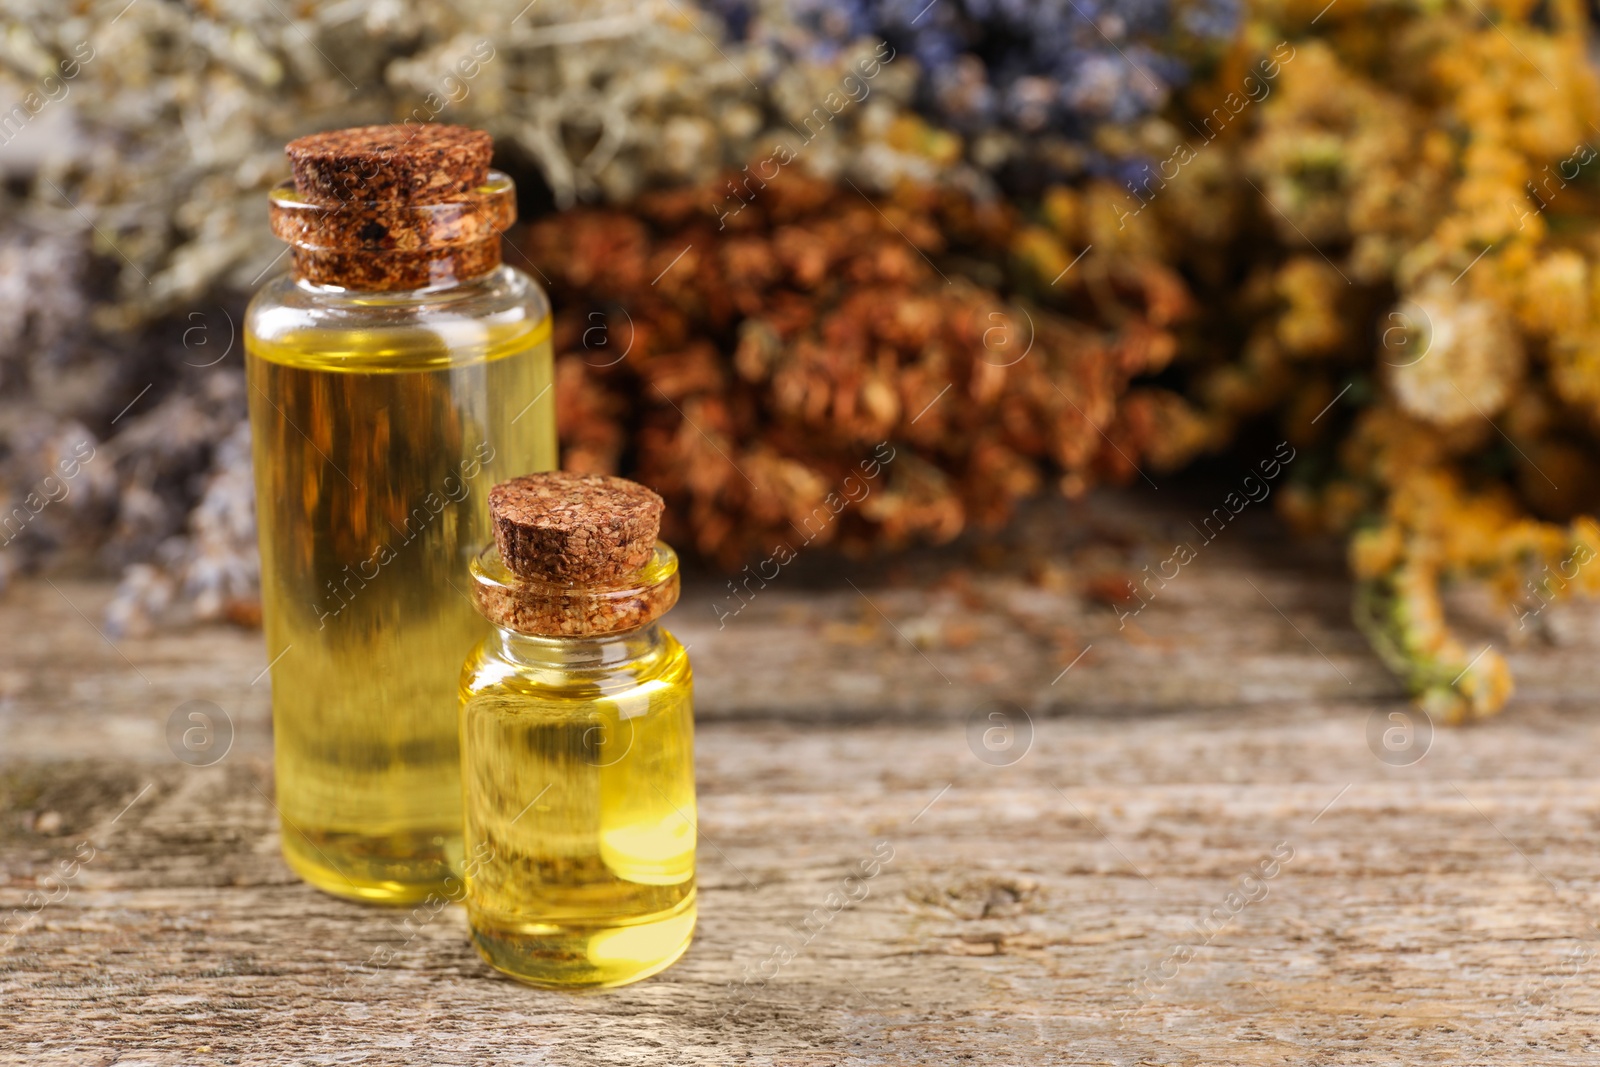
3,490 -> 1598,1065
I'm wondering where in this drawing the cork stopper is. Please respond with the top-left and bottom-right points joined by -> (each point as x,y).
286,124 -> 494,204
270,124 -> 513,290
469,543 -> 680,637
489,472 -> 665,584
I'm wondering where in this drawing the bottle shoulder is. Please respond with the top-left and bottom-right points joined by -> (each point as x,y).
461,628 -> 693,707
246,265 -> 551,366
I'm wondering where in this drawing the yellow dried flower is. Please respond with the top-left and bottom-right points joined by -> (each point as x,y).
1386,282 -> 1525,428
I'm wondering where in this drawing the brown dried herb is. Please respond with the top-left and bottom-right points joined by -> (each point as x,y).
527,170 -> 1208,565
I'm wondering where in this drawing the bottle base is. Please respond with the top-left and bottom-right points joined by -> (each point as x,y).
281,821 -> 461,906
469,893 -> 697,988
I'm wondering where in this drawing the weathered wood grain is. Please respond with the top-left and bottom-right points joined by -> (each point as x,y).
2,491 -> 1599,1065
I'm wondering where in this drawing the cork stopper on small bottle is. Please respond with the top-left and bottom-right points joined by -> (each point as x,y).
285,125 -> 494,204
471,473 -> 677,637
489,472 -> 665,584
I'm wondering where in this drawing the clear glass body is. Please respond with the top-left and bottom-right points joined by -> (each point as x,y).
245,265 -> 558,904
458,605 -> 697,988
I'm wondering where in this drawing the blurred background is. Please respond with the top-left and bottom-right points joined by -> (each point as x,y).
3,0 -> 1600,721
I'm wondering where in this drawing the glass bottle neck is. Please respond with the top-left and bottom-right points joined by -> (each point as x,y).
269,170 -> 515,292
489,622 -> 667,673
289,241 -> 502,291
289,262 -> 503,301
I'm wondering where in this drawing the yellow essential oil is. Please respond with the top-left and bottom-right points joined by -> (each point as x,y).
247,127 -> 557,904
247,316 -> 554,902
460,478 -> 697,987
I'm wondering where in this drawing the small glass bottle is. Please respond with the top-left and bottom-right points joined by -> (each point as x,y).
245,126 -> 557,904
459,472 -> 697,988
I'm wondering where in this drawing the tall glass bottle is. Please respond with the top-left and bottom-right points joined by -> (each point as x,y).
245,126 -> 557,903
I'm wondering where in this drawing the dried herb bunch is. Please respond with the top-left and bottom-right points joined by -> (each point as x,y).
527,169 -> 1205,565
722,0 -> 1240,189
1134,0 -> 1600,720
